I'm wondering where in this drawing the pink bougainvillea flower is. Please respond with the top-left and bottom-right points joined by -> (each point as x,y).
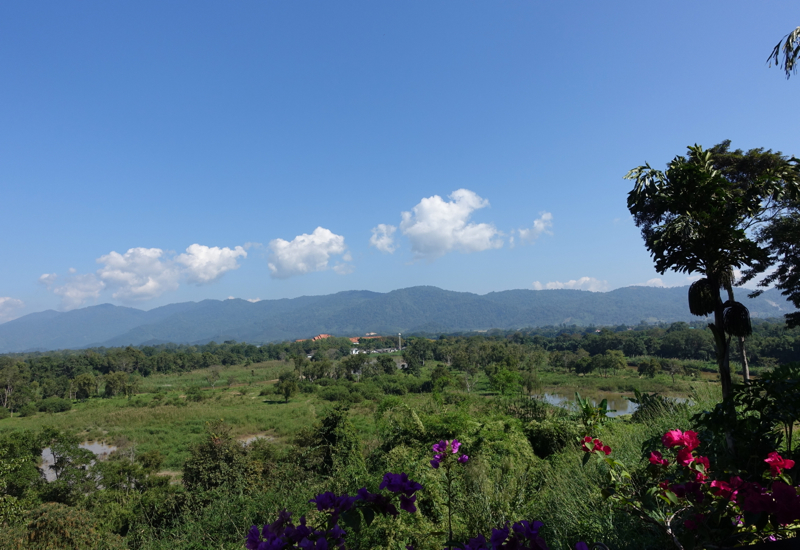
711,480 -> 733,499
661,429 -> 700,450
682,430 -> 700,451
676,448 -> 694,467
662,430 -> 684,448
765,452 -> 795,477
649,451 -> 669,467
602,445 -> 611,455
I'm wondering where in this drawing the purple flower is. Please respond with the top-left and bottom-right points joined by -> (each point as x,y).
356,488 -> 398,516
430,459 -> 440,469
451,439 -> 461,454
490,524 -> 510,547
463,534 -> 489,550
458,454 -> 469,464
379,472 -> 423,496
309,492 -> 358,521
399,494 -> 417,513
432,440 -> 448,453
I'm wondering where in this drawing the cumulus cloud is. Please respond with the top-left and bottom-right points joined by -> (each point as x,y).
53,274 -> 106,309
44,243 -> 248,309
176,244 -> 247,284
532,277 -> 609,292
0,297 -> 25,323
370,224 -> 397,253
39,273 -> 58,287
247,297 -> 262,303
516,212 -> 553,244
399,189 -> 502,260
97,247 -> 181,302
268,227 -> 350,279
643,278 -> 666,287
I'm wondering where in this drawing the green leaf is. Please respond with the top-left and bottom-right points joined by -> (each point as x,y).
341,509 -> 362,532
362,506 -> 375,527
582,453 -> 591,467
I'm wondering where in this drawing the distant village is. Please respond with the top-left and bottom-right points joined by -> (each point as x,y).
295,333 -> 401,355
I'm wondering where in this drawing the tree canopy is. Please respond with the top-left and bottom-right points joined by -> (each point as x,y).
625,142 -> 800,398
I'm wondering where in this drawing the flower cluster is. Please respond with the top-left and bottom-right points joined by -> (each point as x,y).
765,451 -> 796,478
581,436 -> 611,455
589,427 -> 800,545
430,439 -> 469,469
457,519 -> 550,550
246,510 -> 339,550
246,472 -> 423,550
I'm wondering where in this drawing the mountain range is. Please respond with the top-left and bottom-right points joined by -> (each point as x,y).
0,285 -> 795,354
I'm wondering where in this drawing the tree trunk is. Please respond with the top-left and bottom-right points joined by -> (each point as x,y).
738,336 -> 751,385
724,285 -> 751,385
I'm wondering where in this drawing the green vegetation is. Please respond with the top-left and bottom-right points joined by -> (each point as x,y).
1,318 -> 799,548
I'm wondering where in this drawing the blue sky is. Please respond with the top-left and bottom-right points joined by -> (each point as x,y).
1,1 -> 798,321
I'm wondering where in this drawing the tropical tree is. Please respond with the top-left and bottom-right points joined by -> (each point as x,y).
753,214 -> 800,327
626,143 -> 800,400
769,25 -> 800,78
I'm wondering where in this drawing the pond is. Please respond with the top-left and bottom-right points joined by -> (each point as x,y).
541,392 -> 639,417
40,441 -> 118,482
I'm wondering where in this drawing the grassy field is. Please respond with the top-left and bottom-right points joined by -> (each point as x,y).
1,359 -> 719,471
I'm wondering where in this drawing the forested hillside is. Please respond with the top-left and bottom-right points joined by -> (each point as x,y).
0,285 -> 793,353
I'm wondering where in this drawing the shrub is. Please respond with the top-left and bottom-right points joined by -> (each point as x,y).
182,421 -> 258,492
524,419 -> 582,458
298,380 -> 317,394
381,381 -> 408,395
18,404 -> 37,417
317,378 -> 335,386
0,502 -> 125,550
186,386 -> 206,402
319,386 -> 352,402
38,397 -> 72,414
0,407 -> 10,420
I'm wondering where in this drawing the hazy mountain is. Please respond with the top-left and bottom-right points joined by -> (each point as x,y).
0,286 -> 794,353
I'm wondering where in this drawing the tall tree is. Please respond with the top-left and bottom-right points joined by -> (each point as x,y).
626,143 -> 800,400
769,25 -> 800,78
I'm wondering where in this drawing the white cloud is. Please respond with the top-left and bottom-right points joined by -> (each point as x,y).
44,242 -> 248,309
400,189 -> 503,260
369,224 -> 397,253
643,278 -> 666,287
517,212 -> 553,244
0,297 -> 25,323
39,273 -> 58,287
176,244 -> 247,284
268,227 -> 349,279
532,276 -> 609,292
247,297 -> 262,303
97,247 -> 181,302
53,274 -> 106,309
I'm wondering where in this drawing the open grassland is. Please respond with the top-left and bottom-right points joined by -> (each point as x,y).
1,358 -> 718,471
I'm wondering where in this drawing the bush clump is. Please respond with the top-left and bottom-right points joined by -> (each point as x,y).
38,397 -> 72,413
524,419 -> 582,458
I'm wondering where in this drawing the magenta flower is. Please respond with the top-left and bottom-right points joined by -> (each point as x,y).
765,451 -> 795,477
648,451 -> 669,467
451,439 -> 461,453
458,454 -> 469,464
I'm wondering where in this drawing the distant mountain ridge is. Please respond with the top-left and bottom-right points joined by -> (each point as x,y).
0,285 -> 795,354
